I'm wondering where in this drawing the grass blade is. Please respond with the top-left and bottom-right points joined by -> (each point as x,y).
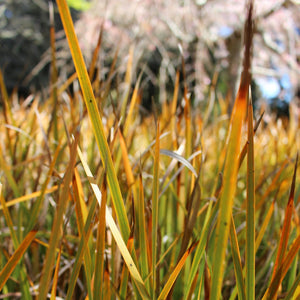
50,248 -> 62,300
55,0 -> 130,242
0,227 -> 37,291
262,154 -> 298,300
38,137 -> 78,300
246,91 -> 255,300
152,122 -> 160,299
93,179 -> 107,300
229,214 -> 246,300
157,243 -> 197,300
77,145 -> 150,299
210,2 -> 253,298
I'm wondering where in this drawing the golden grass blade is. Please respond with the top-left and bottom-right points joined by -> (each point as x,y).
152,122 -> 160,299
123,73 -> 142,137
157,243 -> 196,300
56,0 -> 130,242
171,71 -> 180,146
0,228 -> 37,291
120,46 -> 134,122
255,199 -> 275,254
0,185 -> 19,250
77,145 -> 150,299
0,144 -> 21,197
210,2 -> 253,298
256,159 -> 289,210
0,185 -> 59,210
0,69 -> 14,125
246,92 -> 255,300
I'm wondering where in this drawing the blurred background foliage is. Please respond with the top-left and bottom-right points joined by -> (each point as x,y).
0,0 -> 299,119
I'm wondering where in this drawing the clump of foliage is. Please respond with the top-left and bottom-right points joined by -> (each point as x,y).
0,0 -> 299,299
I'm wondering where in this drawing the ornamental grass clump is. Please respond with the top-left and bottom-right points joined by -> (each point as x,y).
0,0 -> 299,299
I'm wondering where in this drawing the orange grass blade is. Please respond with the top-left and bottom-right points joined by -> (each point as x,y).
157,243 -> 197,300
88,21 -> 104,80
264,234 -> 300,300
0,228 -> 37,291
50,248 -> 62,300
262,154 -> 298,300
210,2 -> 253,299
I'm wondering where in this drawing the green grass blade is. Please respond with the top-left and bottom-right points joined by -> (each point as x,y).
26,143 -> 61,233
284,270 -> 300,300
152,122 -> 160,299
210,3 -> 253,298
77,145 -> 150,299
246,92 -> 255,300
93,179 -> 107,300
66,196 -> 97,300
55,0 -> 130,242
138,174 -> 150,292
38,137 -> 78,300
229,214 -> 246,300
